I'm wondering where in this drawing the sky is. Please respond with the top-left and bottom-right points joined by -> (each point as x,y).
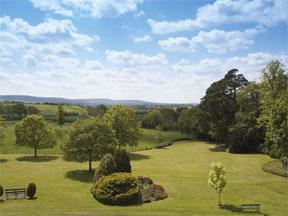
0,0 -> 287,103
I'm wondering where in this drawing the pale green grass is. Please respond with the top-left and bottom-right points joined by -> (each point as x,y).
0,141 -> 287,216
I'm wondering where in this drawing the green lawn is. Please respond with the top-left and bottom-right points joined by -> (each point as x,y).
1,123 -> 186,154
0,141 -> 287,216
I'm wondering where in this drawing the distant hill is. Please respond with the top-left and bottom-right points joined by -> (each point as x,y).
0,95 -> 192,106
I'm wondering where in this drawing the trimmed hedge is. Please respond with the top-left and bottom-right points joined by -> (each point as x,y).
91,173 -> 141,205
262,160 -> 288,178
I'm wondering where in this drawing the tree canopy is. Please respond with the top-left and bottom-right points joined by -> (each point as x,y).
104,105 -> 141,148
15,115 -> 57,157
62,117 -> 116,171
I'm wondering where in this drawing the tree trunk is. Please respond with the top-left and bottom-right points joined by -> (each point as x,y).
88,151 -> 92,172
218,191 -> 221,208
34,147 -> 37,158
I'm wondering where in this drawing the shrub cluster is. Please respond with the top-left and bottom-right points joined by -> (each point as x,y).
91,173 -> 141,205
94,150 -> 131,182
94,153 -> 116,182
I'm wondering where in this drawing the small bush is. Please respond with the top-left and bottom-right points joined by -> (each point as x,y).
91,173 -> 141,205
27,183 -> 36,199
114,149 -> 131,173
0,185 -> 3,197
94,153 -> 116,182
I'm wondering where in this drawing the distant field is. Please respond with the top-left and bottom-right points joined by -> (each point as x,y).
0,141 -> 287,216
1,122 -> 186,154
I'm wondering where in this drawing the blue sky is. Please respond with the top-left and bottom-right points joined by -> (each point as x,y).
0,0 -> 287,103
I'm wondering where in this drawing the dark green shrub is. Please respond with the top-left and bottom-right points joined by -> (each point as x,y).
0,185 -> 3,197
27,183 -> 36,199
114,149 -> 131,173
94,153 -> 116,182
91,173 -> 141,205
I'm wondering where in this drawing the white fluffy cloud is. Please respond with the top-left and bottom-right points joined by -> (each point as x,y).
105,50 -> 169,65
0,16 -> 99,69
133,35 -> 151,43
30,0 -> 143,18
148,0 -> 288,34
159,27 -> 263,53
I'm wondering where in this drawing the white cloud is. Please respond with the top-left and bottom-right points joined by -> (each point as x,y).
134,10 -> 145,18
105,50 -> 169,65
23,54 -> 38,67
159,27 -> 263,53
1,52 -> 286,103
0,16 -> 99,69
30,0 -> 144,18
148,0 -> 288,34
133,35 -> 151,43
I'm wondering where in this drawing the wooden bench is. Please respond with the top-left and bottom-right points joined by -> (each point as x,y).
5,188 -> 26,200
240,204 -> 260,212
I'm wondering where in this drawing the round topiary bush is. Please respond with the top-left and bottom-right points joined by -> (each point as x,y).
27,183 -> 36,199
91,173 -> 141,205
114,149 -> 131,173
94,153 -> 117,182
0,185 -> 3,198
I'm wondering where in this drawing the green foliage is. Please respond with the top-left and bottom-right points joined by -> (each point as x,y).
91,173 -> 141,205
114,149 -> 131,173
62,118 -> 116,172
258,60 -> 288,158
87,105 -> 108,117
94,153 -> 117,182
228,83 -> 264,153
142,109 -> 163,129
104,105 -> 141,148
142,108 -> 177,130
0,119 -> 5,145
201,69 -> 248,142
0,185 -> 3,197
14,115 -> 57,157
56,104 -> 65,127
26,106 -> 40,115
208,162 -> 227,206
27,183 -> 36,199
177,106 -> 209,139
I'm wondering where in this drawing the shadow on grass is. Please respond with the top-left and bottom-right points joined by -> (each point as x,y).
128,152 -> 150,161
0,159 -> 8,163
65,169 -> 95,183
16,155 -> 59,162
209,144 -> 227,152
221,204 -> 268,216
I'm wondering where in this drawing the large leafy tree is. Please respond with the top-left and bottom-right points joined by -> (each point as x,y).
15,115 -> 57,157
62,118 -> 116,172
104,105 -> 141,148
228,83 -> 264,153
200,69 -> 248,143
142,109 -> 163,129
258,60 -> 288,158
